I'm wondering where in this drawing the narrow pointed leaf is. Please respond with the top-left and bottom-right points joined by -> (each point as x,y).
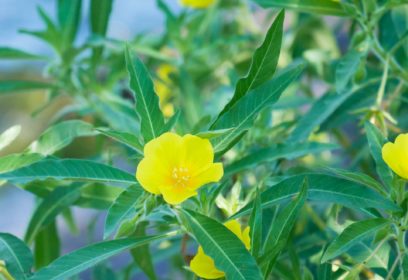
253,0 -> 346,16
211,62 -> 304,152
125,45 -> 165,142
0,47 -> 45,60
29,235 -> 170,280
0,159 -> 136,184
179,209 -> 263,280
321,218 -> 390,263
218,10 -> 284,117
264,180 -> 308,253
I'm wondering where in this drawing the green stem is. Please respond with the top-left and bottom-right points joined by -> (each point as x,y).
376,57 -> 389,107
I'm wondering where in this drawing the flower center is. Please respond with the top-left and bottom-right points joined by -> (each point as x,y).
172,167 -> 191,187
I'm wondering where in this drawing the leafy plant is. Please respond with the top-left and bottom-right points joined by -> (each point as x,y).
0,0 -> 408,279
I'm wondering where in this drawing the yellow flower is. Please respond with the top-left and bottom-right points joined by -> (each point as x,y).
154,64 -> 176,117
382,133 -> 408,179
136,132 -> 224,205
190,220 -> 250,279
180,0 -> 215,9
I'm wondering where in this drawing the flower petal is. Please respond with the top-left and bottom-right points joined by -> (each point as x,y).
144,132 -> 184,169
136,157 -> 170,194
190,246 -> 224,279
182,134 -> 215,174
382,142 -> 408,179
189,163 -> 224,190
158,185 -> 197,205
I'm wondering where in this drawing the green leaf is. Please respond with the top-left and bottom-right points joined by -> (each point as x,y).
34,222 -> 60,269
89,0 -> 113,64
225,142 -> 337,176
321,167 -> 386,195
321,218 -> 390,263
217,10 -> 284,117
211,62 -> 304,152
90,0 -> 112,36
104,184 -> 144,239
288,92 -> 350,143
25,185 -> 82,244
253,0 -> 346,16
29,120 -> 96,156
195,128 -> 235,139
96,128 -> 143,154
264,180 -> 308,254
179,209 -> 263,280
249,189 -> 262,258
364,122 -> 393,190
231,174 -> 399,219
0,153 -> 43,173
0,233 -> 33,280
0,159 -> 136,184
29,234 -> 171,280
263,180 -> 308,276
0,80 -> 53,94
125,45 -> 165,142
0,47 -> 44,60
335,50 -> 365,93
57,0 -> 82,47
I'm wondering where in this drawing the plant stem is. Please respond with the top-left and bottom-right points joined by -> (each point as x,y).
376,57 -> 389,108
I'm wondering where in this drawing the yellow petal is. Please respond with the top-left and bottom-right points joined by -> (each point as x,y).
144,132 -> 184,169
242,226 -> 251,250
180,0 -> 215,8
158,185 -> 197,205
188,163 -> 224,190
382,134 -> 408,179
136,157 -> 169,194
182,134 -> 214,174
224,221 -> 251,250
190,246 -> 225,279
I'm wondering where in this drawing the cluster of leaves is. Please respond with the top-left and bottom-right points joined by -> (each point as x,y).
0,0 -> 408,279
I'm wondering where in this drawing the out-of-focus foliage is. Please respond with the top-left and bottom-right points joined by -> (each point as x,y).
0,0 -> 408,279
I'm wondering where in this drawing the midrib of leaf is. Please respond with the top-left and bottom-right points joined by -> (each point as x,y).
186,212 -> 246,280
126,47 -> 157,140
0,236 -> 26,279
